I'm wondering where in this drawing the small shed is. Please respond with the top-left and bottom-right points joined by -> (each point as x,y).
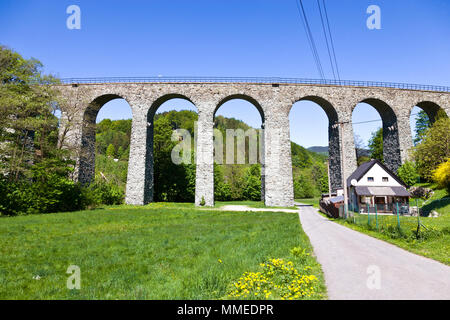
319,195 -> 344,218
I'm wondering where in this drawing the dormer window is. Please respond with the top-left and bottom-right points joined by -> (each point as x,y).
367,177 -> 374,182
382,177 -> 389,182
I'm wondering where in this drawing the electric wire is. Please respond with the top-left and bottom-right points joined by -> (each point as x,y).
342,112 -> 422,126
295,0 -> 325,79
317,0 -> 336,80
322,0 -> 341,80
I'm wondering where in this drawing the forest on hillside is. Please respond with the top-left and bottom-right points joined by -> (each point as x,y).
95,110 -> 329,202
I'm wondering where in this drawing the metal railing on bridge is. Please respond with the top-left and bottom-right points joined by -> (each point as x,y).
59,76 -> 450,93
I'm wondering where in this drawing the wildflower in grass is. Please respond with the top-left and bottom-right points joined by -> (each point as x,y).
226,256 -> 319,300
218,259 -> 223,263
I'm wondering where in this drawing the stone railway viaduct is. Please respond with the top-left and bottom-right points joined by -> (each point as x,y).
56,77 -> 450,207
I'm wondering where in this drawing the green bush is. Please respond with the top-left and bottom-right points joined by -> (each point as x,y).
0,159 -> 86,216
0,178 -> 29,216
200,196 -> 206,206
294,174 -> 316,199
84,181 -> 125,207
0,159 -> 126,216
242,165 -> 261,201
397,161 -> 419,186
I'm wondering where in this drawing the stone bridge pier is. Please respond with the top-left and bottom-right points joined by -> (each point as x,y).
57,80 -> 450,208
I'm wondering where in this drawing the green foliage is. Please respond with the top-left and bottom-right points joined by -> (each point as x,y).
368,128 -> 383,162
153,116 -> 195,202
242,165 -> 261,201
433,159 -> 450,194
0,46 -> 99,216
106,144 -> 116,158
200,196 -> 206,206
84,181 -> 124,207
0,159 -> 85,216
0,45 -> 61,181
397,161 -> 419,186
357,156 -> 370,167
96,119 -> 131,158
292,144 -> 328,198
95,154 -> 128,187
291,143 -> 313,168
414,110 -> 431,145
214,164 -> 232,201
294,174 -> 316,199
156,109 -> 198,135
214,115 -> 251,132
413,117 -> 450,181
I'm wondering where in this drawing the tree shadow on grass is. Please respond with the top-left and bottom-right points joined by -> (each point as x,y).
421,198 -> 450,216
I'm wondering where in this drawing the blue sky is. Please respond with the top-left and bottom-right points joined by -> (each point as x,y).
1,0 -> 449,147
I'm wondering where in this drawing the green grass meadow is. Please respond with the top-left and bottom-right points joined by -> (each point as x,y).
0,203 -> 326,300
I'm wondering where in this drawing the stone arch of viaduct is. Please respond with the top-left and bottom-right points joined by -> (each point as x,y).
57,82 -> 450,207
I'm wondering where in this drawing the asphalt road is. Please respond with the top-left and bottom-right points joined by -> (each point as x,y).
297,204 -> 450,300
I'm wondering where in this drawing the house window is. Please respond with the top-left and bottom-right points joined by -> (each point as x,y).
367,177 -> 374,182
382,177 -> 389,182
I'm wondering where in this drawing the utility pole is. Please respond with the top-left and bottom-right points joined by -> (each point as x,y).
326,160 -> 331,198
333,121 -> 349,218
340,122 -> 349,218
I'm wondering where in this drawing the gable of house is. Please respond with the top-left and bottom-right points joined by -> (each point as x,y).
357,163 -> 403,187
347,159 -> 408,188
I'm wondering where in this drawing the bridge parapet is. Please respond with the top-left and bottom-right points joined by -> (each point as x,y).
59,76 -> 450,93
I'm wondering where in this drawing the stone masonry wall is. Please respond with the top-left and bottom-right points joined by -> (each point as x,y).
56,83 -> 450,207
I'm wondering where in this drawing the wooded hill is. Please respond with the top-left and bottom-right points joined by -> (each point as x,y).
95,110 -> 329,201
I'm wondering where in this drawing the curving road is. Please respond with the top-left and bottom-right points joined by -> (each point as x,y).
297,203 -> 450,300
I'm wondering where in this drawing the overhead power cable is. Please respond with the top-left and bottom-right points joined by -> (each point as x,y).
295,0 -> 325,79
346,112 -> 422,126
317,0 -> 336,80
322,0 -> 341,80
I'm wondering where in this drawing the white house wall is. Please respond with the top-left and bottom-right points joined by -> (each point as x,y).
357,163 -> 402,187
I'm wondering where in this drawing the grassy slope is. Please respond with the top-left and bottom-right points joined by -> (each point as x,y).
0,203 -> 326,300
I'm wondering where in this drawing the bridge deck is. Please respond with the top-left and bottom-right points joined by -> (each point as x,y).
58,76 -> 450,93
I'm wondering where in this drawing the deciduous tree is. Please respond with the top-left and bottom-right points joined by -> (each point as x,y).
413,118 -> 450,180
368,128 -> 383,162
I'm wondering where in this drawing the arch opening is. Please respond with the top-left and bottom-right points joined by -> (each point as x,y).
79,95 -> 132,200
214,94 -> 264,123
213,98 -> 264,202
410,101 -> 447,146
352,99 -> 401,173
145,96 -> 198,203
289,97 -> 339,197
